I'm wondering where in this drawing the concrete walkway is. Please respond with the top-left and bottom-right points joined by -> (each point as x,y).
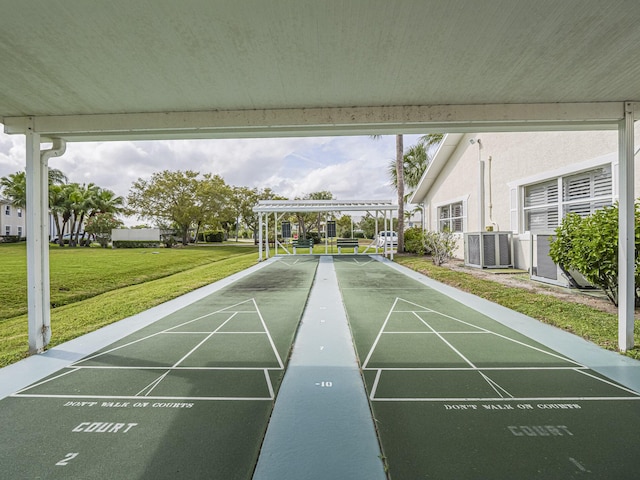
253,256 -> 386,480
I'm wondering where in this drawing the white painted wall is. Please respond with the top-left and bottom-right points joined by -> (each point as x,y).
111,228 -> 160,242
421,128 -> 640,270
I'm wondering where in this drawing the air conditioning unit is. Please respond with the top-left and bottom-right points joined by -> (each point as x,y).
464,232 -> 513,268
530,233 -> 593,288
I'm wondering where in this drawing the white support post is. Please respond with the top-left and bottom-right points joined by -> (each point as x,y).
258,213 -> 263,261
375,210 -> 379,254
618,102 -> 635,351
265,213 -> 270,259
389,210 -> 392,261
25,129 -> 49,353
325,212 -> 328,254
384,210 -> 389,258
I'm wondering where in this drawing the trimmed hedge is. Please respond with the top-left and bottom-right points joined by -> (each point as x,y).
197,230 -> 225,242
112,241 -> 160,248
0,235 -> 23,244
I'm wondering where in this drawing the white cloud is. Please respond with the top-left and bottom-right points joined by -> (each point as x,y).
1,127 -> 423,206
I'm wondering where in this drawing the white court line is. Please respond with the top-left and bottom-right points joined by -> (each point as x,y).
362,298 -> 400,368
413,311 -> 476,368
264,369 -> 275,399
253,298 -> 285,369
371,396 -> 640,402
10,393 -> 273,401
69,366 -> 283,370
172,313 -> 238,367
13,367 -> 80,394
164,331 -> 266,334
574,368 -> 640,396
137,370 -> 170,396
369,369 -> 382,401
279,259 -> 301,266
382,331 -> 488,334
352,258 -> 374,266
363,366 -> 589,371
400,297 -> 585,367
75,298 -> 258,364
478,370 -> 513,398
18,297 -> 285,401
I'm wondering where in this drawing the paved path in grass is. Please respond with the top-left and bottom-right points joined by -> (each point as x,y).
253,256 -> 386,480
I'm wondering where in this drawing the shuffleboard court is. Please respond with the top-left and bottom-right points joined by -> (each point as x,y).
333,256 -> 640,479
0,257 -> 318,479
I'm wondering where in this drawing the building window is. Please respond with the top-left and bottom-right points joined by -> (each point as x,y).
438,201 -> 464,232
4,205 -> 9,216
523,166 -> 612,232
4,225 -> 10,236
17,226 -> 22,237
17,208 -> 22,218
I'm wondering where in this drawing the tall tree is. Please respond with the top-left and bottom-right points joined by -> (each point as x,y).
127,170 -> 202,245
194,174 -> 231,242
385,133 -> 444,238
387,135 -> 444,201
240,187 -> 285,239
92,188 -> 124,215
295,191 -> 333,239
371,135 -> 405,252
0,168 -> 68,209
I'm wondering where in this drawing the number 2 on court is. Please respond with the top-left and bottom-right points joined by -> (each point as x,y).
56,452 -> 79,466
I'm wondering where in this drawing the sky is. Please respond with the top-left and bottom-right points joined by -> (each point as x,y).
0,126 -> 423,223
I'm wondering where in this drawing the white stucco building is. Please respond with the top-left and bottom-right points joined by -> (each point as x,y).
0,197 -> 26,239
411,128 -> 640,286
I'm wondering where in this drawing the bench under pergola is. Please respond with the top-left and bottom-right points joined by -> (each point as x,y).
253,199 -> 398,261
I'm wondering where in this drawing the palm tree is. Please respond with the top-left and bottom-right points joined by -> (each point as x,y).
71,183 -> 100,246
0,171 -> 27,208
49,184 -> 67,241
1,168 -> 68,204
91,188 -> 124,215
371,134 -> 405,252
382,134 -> 443,251
387,142 -> 428,202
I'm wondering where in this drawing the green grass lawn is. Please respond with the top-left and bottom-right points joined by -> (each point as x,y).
0,243 -> 254,320
395,255 -> 640,360
0,243 -> 257,367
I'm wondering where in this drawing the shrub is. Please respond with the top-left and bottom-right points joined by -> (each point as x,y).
0,235 -> 22,243
112,240 -> 160,248
550,204 -> 640,306
424,230 -> 457,266
197,230 -> 225,242
307,231 -> 321,243
404,227 -> 426,255
85,213 -> 124,248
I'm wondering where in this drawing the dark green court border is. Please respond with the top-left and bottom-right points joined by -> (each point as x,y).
333,256 -> 640,479
0,257 -> 318,480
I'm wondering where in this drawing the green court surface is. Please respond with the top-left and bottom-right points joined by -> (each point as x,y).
0,257 -> 318,480
333,257 -> 640,479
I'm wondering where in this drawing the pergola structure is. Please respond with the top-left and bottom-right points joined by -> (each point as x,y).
1,1 -> 638,353
252,199 -> 398,260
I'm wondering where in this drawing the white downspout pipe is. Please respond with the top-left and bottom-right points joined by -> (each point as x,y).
27,136 -> 66,353
618,103 -> 635,351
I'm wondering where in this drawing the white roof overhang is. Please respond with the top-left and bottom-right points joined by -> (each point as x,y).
253,200 -> 397,214
410,134 -> 467,204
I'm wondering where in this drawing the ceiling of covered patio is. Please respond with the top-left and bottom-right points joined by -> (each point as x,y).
1,0 -> 639,140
